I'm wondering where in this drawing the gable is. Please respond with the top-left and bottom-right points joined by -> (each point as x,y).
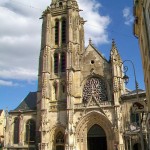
81,44 -> 109,77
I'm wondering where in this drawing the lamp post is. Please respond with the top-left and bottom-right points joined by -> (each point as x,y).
121,60 -> 145,150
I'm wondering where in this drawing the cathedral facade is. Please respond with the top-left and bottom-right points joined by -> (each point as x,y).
4,0 -> 147,150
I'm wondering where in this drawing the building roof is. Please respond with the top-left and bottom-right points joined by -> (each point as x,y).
13,92 -> 37,111
121,89 -> 146,100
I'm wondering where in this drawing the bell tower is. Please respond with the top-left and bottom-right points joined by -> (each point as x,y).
37,0 -> 85,149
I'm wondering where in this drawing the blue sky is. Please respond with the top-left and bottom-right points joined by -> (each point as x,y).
0,0 -> 145,111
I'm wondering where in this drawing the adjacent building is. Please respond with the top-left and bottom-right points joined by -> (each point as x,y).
0,110 -> 5,147
133,0 -> 150,148
3,0 -> 148,149
133,0 -> 150,110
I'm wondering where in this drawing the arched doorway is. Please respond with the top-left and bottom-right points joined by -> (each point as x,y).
87,124 -> 107,150
55,132 -> 64,150
133,143 -> 141,150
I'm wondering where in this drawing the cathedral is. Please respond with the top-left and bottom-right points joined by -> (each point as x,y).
4,0 -> 147,150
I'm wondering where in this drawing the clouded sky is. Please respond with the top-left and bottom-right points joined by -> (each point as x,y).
0,0 -> 145,110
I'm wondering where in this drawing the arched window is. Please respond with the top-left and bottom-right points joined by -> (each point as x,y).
55,20 -> 59,45
61,19 -> 66,44
26,119 -> 36,143
130,111 -> 139,126
83,77 -> 108,103
54,53 -> 59,73
61,52 -> 66,72
56,132 -> 64,150
59,2 -> 63,7
14,117 -> 19,144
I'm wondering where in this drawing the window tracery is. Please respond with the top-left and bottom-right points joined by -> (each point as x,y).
83,77 -> 108,103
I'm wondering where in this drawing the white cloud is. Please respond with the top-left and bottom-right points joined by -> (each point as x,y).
79,0 -> 110,45
0,79 -> 19,87
0,0 -> 110,85
123,7 -> 134,25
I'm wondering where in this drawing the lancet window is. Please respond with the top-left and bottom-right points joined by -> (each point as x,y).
55,20 -> 59,45
82,77 -> 108,103
61,52 -> 66,72
61,18 -> 66,44
13,117 -> 19,144
54,53 -> 59,74
26,119 -> 36,143
130,108 -> 139,126
55,132 -> 64,150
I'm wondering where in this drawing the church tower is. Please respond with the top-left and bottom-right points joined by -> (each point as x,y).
3,1 -> 147,150
37,1 -> 126,150
37,0 -> 85,149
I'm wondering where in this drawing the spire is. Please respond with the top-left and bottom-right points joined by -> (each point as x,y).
89,38 -> 92,45
111,39 -> 119,54
110,39 -> 122,62
112,39 -> 117,49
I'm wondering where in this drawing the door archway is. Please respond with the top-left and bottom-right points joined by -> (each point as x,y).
87,124 -> 107,150
133,143 -> 141,150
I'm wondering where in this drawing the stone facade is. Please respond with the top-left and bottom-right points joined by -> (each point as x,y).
3,0 -> 148,150
133,0 -> 150,148
133,0 -> 150,112
0,110 -> 5,147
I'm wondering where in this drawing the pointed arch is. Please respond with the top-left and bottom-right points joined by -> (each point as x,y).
13,117 -> 19,144
61,52 -> 66,72
55,19 -> 59,45
87,124 -> 107,150
75,111 -> 114,150
49,125 -> 65,150
130,107 -> 139,126
25,119 -> 36,143
54,53 -> 59,73
61,18 -> 67,44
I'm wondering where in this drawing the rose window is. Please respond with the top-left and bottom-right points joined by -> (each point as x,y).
83,78 -> 107,103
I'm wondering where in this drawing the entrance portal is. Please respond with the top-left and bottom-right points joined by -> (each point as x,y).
133,143 -> 141,150
87,124 -> 107,150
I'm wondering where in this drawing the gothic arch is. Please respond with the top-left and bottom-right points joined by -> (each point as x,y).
25,119 -> 36,143
75,111 -> 114,150
81,74 -> 105,86
49,125 -> 65,150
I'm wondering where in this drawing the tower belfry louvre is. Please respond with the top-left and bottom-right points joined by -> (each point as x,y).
4,1 -> 147,150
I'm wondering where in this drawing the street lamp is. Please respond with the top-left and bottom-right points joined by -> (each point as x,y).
121,59 -> 145,150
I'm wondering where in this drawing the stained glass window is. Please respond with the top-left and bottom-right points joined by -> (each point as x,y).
83,78 -> 107,103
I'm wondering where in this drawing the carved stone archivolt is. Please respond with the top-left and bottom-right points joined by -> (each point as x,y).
75,111 -> 115,150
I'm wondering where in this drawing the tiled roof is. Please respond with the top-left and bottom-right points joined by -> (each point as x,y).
14,92 -> 37,111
